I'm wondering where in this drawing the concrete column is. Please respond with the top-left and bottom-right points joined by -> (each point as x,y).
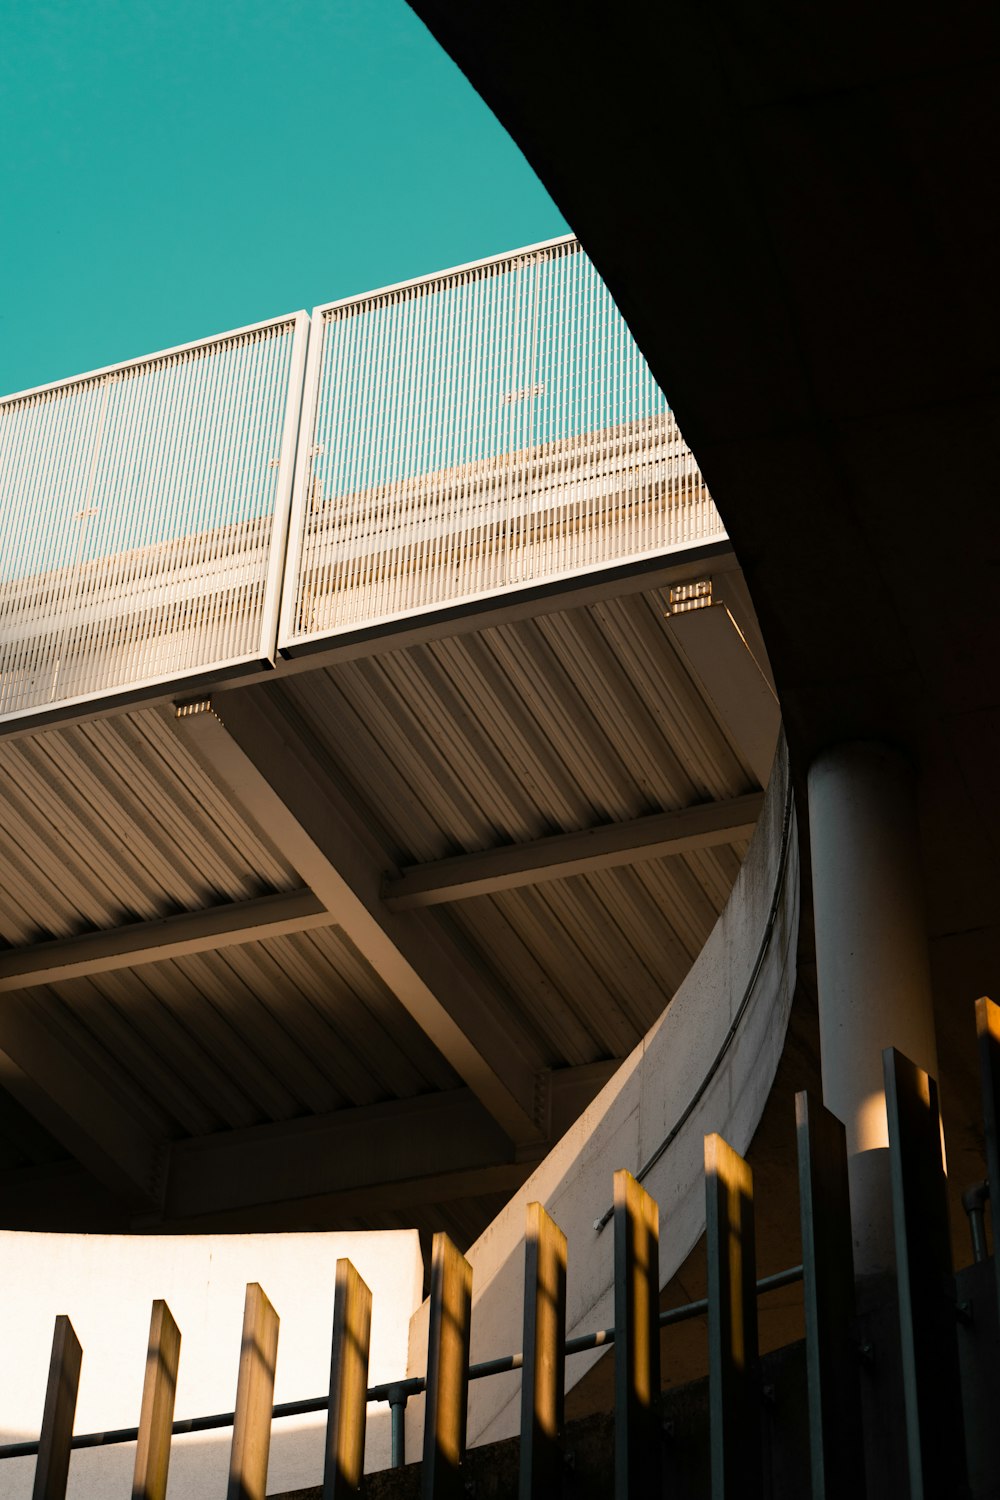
808,742 -> 938,1278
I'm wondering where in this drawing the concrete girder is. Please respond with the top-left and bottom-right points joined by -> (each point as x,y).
165,1063 -> 619,1223
383,792 -> 764,909
174,690 -> 545,1148
0,890 -> 335,991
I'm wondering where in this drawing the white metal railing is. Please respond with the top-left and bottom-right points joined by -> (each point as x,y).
0,313 -> 308,722
0,240 -> 725,727
279,237 -> 724,649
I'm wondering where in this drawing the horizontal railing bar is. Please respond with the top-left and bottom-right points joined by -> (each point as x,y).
0,1265 -> 803,1460
311,234 -> 578,320
0,312 -> 304,407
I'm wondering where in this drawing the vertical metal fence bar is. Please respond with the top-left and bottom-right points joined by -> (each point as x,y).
519,1201 -> 568,1500
975,996 -> 1000,1305
706,1132 -> 762,1500
32,1315 -> 82,1500
613,1168 -> 661,1500
389,1393 -> 407,1469
323,1259 -> 372,1500
422,1232 -> 473,1500
227,1282 -> 280,1500
883,1048 -> 968,1499
132,1299 -> 181,1500
795,1092 -> 866,1499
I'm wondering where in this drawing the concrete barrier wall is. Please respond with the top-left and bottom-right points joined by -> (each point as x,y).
406,738 -> 798,1450
0,1230 -> 423,1499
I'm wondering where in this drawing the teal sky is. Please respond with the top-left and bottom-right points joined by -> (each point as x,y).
0,0 -> 568,398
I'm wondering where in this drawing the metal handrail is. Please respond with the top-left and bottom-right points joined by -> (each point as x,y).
0,1264 -> 802,1465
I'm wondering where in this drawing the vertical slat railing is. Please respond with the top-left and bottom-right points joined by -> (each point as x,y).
227,1283 -> 280,1500
613,1168 -> 662,1499
795,1092 -> 866,1499
32,1316 -> 82,1500
324,1259 -> 372,1500
975,996 -> 1000,1304
883,1048 -> 968,1499
422,1233 -> 473,1500
706,1133 -> 761,1500
282,239 -> 723,651
132,1300 -> 181,1500
519,1201 -> 567,1500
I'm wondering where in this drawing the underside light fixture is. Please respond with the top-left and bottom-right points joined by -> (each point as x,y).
667,579 -> 713,614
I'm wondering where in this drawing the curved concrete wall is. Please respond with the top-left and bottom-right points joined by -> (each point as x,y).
0,748 -> 796,1495
406,737 -> 798,1449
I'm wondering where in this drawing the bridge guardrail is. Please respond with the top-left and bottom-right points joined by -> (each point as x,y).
0,312 -> 308,725
279,237 -> 724,653
0,240 -> 725,728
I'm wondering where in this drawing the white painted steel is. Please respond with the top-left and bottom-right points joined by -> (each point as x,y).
0,313 -> 308,724
281,239 -> 725,648
0,240 -> 722,722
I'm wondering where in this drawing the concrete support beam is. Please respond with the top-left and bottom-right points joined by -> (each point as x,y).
0,997 -> 165,1209
175,691 -> 543,1147
383,793 -> 764,909
808,742 -> 939,1278
165,1063 -> 619,1223
167,1090 -> 514,1221
666,604 -> 780,786
0,890 -> 334,991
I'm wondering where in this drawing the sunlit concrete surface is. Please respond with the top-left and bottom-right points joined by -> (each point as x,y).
0,1229 -> 422,1498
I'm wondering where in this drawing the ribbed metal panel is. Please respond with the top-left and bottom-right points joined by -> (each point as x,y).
276,586 -> 757,1069
445,847 -> 747,1069
0,707 -> 299,945
10,925 -> 460,1140
281,239 -> 724,646
279,587 -> 756,867
0,314 -> 308,724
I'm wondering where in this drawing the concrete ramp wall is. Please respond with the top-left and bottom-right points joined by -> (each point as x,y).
406,737 -> 798,1450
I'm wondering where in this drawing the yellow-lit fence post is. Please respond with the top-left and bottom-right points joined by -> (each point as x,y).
227,1282 -> 280,1500
132,1300 -> 181,1500
795,1093 -> 866,1499
613,1168 -> 661,1499
883,1048 -> 968,1499
706,1133 -> 761,1500
32,1315 -> 82,1500
519,1201 -> 567,1500
422,1233 -> 473,1500
324,1259 -> 372,1500
975,996 -> 1000,1308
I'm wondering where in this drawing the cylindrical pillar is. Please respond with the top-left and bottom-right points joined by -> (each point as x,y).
808,742 -> 938,1278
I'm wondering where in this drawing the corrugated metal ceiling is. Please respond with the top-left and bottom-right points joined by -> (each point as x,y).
0,709 -> 299,946
0,579 -> 766,1240
278,588 -> 757,867
6,926 -> 461,1141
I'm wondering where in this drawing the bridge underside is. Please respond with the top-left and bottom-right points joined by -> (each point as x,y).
404,2 -> 1000,1203
0,544 -> 777,1249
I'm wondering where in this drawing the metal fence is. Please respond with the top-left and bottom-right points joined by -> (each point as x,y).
6,996 -> 999,1496
0,240 -> 725,726
0,314 -> 307,723
279,237 -> 724,649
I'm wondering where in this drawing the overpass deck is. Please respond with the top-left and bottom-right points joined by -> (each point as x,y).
0,242 -> 778,1247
